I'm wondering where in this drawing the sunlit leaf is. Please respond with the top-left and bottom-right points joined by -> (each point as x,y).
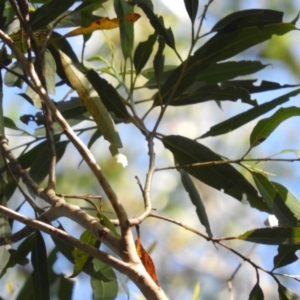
248,282 -> 264,300
252,172 -> 297,226
31,232 -> 50,300
250,107 -> 300,147
238,227 -> 300,245
60,50 -> 122,155
163,135 -> 268,212
200,88 -> 300,138
273,245 -> 300,270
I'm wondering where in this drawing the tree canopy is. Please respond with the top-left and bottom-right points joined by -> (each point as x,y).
1,0 -> 300,299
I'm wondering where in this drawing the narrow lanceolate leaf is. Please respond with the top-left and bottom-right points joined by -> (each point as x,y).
134,32 -> 157,74
252,172 -> 297,226
238,227 -> 300,245
60,51 -> 122,155
114,0 -> 136,59
248,282 -> 264,300
31,232 -> 50,300
200,88 -> 300,138
86,69 -> 130,121
278,282 -> 300,300
178,169 -> 213,237
70,230 -> 100,278
273,245 -> 300,270
162,135 -> 268,212
250,107 -> 300,147
153,36 -> 165,88
183,0 -> 198,24
64,13 -> 140,37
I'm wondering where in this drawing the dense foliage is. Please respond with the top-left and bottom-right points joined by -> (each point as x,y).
1,0 -> 300,299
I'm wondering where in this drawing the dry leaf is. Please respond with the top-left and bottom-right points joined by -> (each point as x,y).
135,238 -> 160,286
64,12 -> 141,37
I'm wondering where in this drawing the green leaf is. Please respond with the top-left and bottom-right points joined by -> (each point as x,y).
30,0 -> 76,30
250,107 -> 300,147
183,0 -> 198,24
4,61 -> 23,88
31,232 -> 50,300
56,97 -> 88,120
135,3 -> 175,50
278,282 -> 300,300
169,83 -> 255,106
162,135 -> 268,212
178,169 -> 213,237
43,49 -> 56,95
91,260 -> 118,300
200,88 -> 300,138
153,36 -> 165,88
252,172 -> 297,226
114,0 -> 135,59
221,80 -> 300,94
248,282 -> 264,300
60,50 -> 122,155
238,227 -> 300,245
51,224 -> 111,282
1,234 -> 35,278
211,9 -> 283,34
70,230 -> 101,278
273,245 -> 300,270
134,32 -> 157,74
98,213 -> 121,238
88,129 -> 103,149
86,69 -> 130,121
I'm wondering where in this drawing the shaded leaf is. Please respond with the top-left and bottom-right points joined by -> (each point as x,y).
86,69 -> 130,121
4,61 -> 23,88
273,245 -> 300,270
91,260 -> 118,300
43,49 -> 56,95
248,282 -> 264,300
60,50 -> 122,155
134,32 -> 157,74
135,237 -> 159,286
178,169 -> 213,237
70,230 -> 100,278
162,135 -> 268,212
211,9 -> 283,34
56,97 -> 88,120
250,107 -> 300,147
30,0 -> 76,30
252,172 -> 297,226
222,80 -> 300,94
183,0 -> 198,24
31,232 -> 50,300
88,129 -> 103,149
64,13 -> 140,37
238,227 -> 300,245
200,88 -> 300,138
278,282 -> 300,300
153,36 -> 165,88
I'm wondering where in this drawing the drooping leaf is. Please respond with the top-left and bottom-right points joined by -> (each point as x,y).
59,50 -> 122,155
200,88 -> 300,138
183,0 -> 198,24
178,169 -> 213,237
211,9 -> 283,34
31,231 -> 50,300
169,84 -> 255,106
162,135 -> 268,212
64,13 -> 140,37
134,32 -> 157,74
273,245 -> 300,270
86,69 -> 130,121
56,97 -> 88,120
114,0 -> 137,59
221,80 -> 300,94
88,129 -> 103,149
153,36 -> 165,89
135,237 -> 159,286
70,230 -> 101,278
43,49 -> 56,95
248,282 -> 264,300
250,107 -> 300,147
277,282 -> 300,300
91,260 -> 118,300
30,0 -> 76,30
252,172 -> 297,226
238,227 -> 300,245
